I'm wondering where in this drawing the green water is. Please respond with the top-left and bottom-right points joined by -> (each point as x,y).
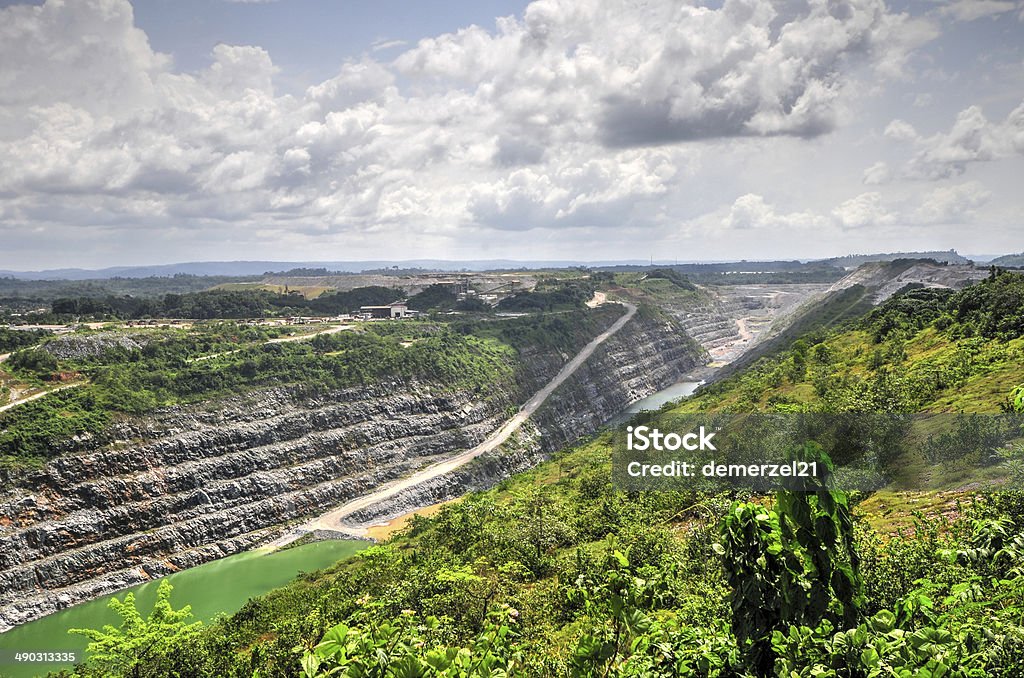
607,381 -> 702,426
0,539 -> 367,678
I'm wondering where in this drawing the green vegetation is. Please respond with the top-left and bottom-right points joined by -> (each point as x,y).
66,415 -> 1024,676
953,268 -> 1024,340
497,277 -> 596,312
718,446 -> 861,675
43,274 -> 1024,676
0,328 -> 50,352
69,580 -> 203,677
452,306 -> 619,351
715,283 -> 876,380
4,347 -> 59,378
989,254 -> 1024,268
643,268 -> 697,291
0,327 -> 516,466
307,286 -> 403,314
0,274 -> 261,317
44,285 -> 408,320
453,297 -> 493,313
407,284 -> 460,311
597,262 -> 846,286
51,291 -> 274,319
612,269 -> 705,306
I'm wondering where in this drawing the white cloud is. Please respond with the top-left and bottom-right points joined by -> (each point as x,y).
937,0 -> 1021,22
862,161 -> 893,185
466,150 -> 678,231
721,194 -> 824,231
0,0 -> 982,266
831,192 -> 898,229
887,101 -> 1024,179
370,39 -> 407,52
718,182 -> 993,233
884,119 -> 921,142
202,44 -> 278,97
910,181 -> 991,223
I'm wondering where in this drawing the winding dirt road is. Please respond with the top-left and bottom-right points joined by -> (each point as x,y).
282,301 -> 637,541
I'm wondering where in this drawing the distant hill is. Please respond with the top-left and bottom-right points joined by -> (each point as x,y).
822,250 -> 970,269
0,259 -> 656,281
990,253 -> 1024,268
597,260 -> 827,273
0,251 -> 998,281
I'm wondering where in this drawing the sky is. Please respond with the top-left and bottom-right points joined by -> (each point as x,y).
0,0 -> 1021,269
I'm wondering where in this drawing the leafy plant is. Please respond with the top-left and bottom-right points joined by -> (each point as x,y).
716,444 -> 861,674
69,580 -> 202,678
299,608 -> 522,677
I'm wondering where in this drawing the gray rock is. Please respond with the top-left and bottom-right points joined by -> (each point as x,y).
0,312 -> 701,630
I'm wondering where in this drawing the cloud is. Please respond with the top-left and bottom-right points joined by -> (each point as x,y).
467,150 -> 678,231
371,39 -> 407,52
937,0 -> 1021,22
721,194 -> 824,230
831,192 -> 898,229
884,119 -> 920,142
719,182 -> 992,233
0,0 -> 953,265
887,100 -> 1024,179
862,161 -> 892,185
910,181 -> 991,223
391,0 -> 935,148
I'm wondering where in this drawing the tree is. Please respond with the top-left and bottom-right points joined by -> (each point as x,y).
70,580 -> 203,677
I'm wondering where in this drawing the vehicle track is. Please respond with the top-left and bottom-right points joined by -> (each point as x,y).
281,301 -> 637,541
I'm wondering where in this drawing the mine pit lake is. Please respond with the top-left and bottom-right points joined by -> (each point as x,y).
0,380 -> 702,678
608,380 -> 702,425
0,540 -> 366,678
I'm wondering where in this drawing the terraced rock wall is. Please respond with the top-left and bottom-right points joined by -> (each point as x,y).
0,310 -> 702,629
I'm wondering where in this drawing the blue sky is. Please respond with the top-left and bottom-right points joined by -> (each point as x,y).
0,0 -> 1021,268
133,0 -> 532,87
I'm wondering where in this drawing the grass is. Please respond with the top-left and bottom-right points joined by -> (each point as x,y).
857,491 -> 968,535
215,282 -> 333,299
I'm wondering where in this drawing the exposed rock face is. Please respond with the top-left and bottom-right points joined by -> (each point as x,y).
671,284 -> 830,364
532,311 -> 702,452
0,311 -> 701,630
37,332 -> 153,361
346,311 -> 704,528
828,261 -> 987,304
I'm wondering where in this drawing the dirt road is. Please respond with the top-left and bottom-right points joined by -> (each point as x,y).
279,302 -> 637,542
735,318 -> 753,342
0,383 -> 83,414
190,324 -> 353,362
266,324 -> 352,344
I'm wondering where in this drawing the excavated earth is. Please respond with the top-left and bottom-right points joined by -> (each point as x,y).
0,310 -> 702,630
